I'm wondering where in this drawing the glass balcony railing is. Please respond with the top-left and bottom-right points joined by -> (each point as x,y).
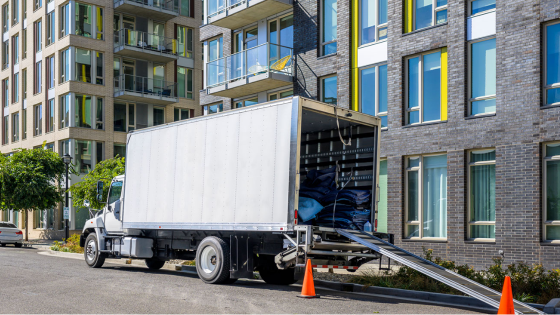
114,29 -> 181,57
206,43 -> 293,88
114,0 -> 179,13
114,74 -> 177,99
207,0 -> 244,19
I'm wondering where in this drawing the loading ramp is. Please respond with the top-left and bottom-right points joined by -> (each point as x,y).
336,229 -> 544,314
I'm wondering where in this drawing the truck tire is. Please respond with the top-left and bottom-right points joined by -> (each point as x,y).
145,258 -> 166,270
195,236 -> 232,284
84,233 -> 106,268
258,255 -> 297,285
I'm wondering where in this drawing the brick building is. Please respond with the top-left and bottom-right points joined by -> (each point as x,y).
0,0 -> 202,239
200,0 -> 560,268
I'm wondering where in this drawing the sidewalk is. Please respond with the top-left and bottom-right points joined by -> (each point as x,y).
24,239 -> 62,250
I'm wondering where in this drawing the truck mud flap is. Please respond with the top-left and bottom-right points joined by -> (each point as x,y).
336,229 -> 543,315
230,235 -> 253,279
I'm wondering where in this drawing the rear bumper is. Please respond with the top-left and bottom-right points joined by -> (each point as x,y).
0,236 -> 23,243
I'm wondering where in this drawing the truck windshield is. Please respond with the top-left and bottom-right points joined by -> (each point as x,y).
108,181 -> 123,204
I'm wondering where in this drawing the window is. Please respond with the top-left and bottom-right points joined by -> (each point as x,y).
12,72 -> 18,103
34,0 -> 42,11
3,79 -> 8,107
360,64 -> 388,128
203,103 -> 223,115
177,26 -> 193,58
268,89 -> 293,100
74,94 -> 103,129
60,3 -> 69,38
96,7 -> 103,40
75,140 -> 93,173
177,67 -> 193,98
114,102 -> 151,132
153,106 -> 165,126
320,0 -> 337,55
12,34 -> 18,65
11,112 -> 18,142
405,154 -> 447,239
46,98 -> 54,132
467,150 -> 495,240
34,209 -> 54,229
207,37 -> 223,87
96,97 -> 103,129
22,28 -> 26,59
60,48 -> 69,83
12,0 -> 18,25
74,48 -> 103,84
34,60 -> 41,94
108,181 -> 123,204
320,75 -> 337,105
360,0 -> 387,45
60,93 -> 70,128
22,0 -> 26,19
22,108 -> 26,139
469,38 -> 496,115
95,52 -> 103,84
47,55 -> 54,89
179,0 -> 190,17
114,103 -> 128,132
34,20 -> 41,52
2,40 -> 8,69
22,68 -> 26,100
404,0 -> 447,33
2,116 -> 7,145
544,143 -> 560,242
46,11 -> 54,45
174,108 -> 190,121
114,144 -> 126,158
75,3 -> 91,37
2,4 -> 8,33
234,97 -> 258,108
406,48 -> 448,124
33,103 -> 42,136
469,0 -> 495,15
544,21 -> 560,106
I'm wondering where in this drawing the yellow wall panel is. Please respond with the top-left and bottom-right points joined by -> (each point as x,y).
404,0 -> 413,33
441,47 -> 448,121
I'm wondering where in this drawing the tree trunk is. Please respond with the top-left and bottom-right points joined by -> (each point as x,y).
24,210 -> 28,242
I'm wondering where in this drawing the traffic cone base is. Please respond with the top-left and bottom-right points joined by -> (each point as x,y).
497,276 -> 515,315
298,259 -> 319,299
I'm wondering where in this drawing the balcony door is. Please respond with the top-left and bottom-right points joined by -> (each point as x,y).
123,59 -> 135,92
152,22 -> 164,49
268,14 -> 293,72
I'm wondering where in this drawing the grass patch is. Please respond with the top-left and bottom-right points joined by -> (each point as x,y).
349,248 -> 560,304
50,234 -> 84,254
182,260 -> 196,266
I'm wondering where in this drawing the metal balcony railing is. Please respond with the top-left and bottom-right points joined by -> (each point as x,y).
114,29 -> 181,56
206,43 -> 293,88
114,74 -> 177,99
114,0 -> 179,12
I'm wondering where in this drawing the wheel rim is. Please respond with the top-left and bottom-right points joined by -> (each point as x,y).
86,239 -> 97,262
200,245 -> 217,274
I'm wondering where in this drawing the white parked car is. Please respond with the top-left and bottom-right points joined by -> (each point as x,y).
0,222 -> 23,247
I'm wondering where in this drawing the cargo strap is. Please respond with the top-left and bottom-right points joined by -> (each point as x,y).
334,107 -> 351,147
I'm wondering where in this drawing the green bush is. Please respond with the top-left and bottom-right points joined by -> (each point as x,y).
350,248 -> 560,304
50,234 -> 84,254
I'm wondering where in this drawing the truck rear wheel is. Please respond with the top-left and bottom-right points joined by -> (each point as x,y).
145,258 -> 166,270
84,233 -> 106,268
195,237 -> 232,284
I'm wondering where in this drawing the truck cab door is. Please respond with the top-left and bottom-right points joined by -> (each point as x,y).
104,180 -> 124,234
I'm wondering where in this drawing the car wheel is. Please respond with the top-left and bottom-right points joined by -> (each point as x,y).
14,243 -> 22,248
145,258 -> 166,270
195,236 -> 233,284
84,233 -> 106,268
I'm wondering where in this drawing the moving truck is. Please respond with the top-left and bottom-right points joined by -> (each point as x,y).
79,97 -> 387,284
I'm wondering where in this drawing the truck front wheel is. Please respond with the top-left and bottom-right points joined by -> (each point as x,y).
195,237 -> 232,284
84,233 -> 106,268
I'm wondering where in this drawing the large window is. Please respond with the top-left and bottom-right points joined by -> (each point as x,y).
60,93 -> 70,128
179,0 -> 190,17
33,103 -> 42,136
34,0 -> 41,11
34,19 -> 41,52
2,4 -> 8,33
469,0 -> 495,15
406,48 -> 447,124
405,154 -> 447,239
177,25 -> 193,58
404,0 -> 447,33
544,21 -> 560,106
268,89 -> 293,101
46,11 -> 54,45
22,68 -> 26,100
74,48 -> 103,84
46,99 -> 54,132
75,94 -> 103,129
11,112 -> 18,142
22,108 -> 26,139
12,0 -> 18,25
177,67 -> 193,98
60,3 -> 69,38
22,28 -> 26,59
60,48 -> 69,83
207,37 -> 223,87
174,108 -> 190,121
203,103 -> 223,115
320,0 -> 337,55
360,64 -> 387,128
76,48 -> 91,83
153,106 -> 165,126
234,97 -> 258,108
3,79 -> 7,107
12,72 -> 18,103
320,75 -> 337,105
544,143 -> 560,242
469,38 -> 496,116
2,115 -> 7,145
467,149 -> 495,240
360,0 -> 387,45
47,55 -> 55,89
34,60 -> 41,94
12,34 -> 18,65
2,40 -> 8,69
75,3 -> 92,37
114,144 -> 126,158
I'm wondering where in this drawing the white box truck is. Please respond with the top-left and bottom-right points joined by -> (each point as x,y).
79,97 -> 387,284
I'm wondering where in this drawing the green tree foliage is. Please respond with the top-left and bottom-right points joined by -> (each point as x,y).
69,156 -> 125,210
0,149 -> 67,241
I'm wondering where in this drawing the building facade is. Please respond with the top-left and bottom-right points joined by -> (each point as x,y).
0,0 -> 203,239
200,0 -> 560,268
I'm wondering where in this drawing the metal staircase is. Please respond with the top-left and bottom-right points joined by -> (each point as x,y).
336,229 -> 544,314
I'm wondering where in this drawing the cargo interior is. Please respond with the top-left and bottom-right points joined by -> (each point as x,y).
297,108 -> 378,231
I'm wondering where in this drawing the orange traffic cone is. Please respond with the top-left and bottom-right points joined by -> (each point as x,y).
297,259 -> 320,299
497,276 -> 515,314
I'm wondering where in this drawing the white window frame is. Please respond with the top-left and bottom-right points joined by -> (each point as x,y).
543,20 -> 560,107
467,36 -> 496,116
404,153 -> 448,240
410,0 -> 447,32
543,142 -> 560,243
358,0 -> 387,46
467,148 -> 496,241
359,63 -> 387,128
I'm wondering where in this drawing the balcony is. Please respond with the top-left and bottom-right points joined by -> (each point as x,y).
114,30 -> 181,63
114,74 -> 178,105
206,43 -> 293,98
114,0 -> 179,21
207,0 -> 292,29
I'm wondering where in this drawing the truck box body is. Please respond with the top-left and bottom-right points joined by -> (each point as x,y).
121,97 -> 380,233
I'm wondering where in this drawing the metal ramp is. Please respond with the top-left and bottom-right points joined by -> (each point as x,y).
336,229 -> 544,314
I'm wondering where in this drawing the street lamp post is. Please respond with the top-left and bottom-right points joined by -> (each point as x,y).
62,154 -> 72,241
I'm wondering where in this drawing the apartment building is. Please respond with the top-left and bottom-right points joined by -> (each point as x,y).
0,0 -> 203,239
200,0 -> 560,268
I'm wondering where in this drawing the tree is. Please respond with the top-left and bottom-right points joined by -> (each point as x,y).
69,156 -> 125,211
0,149 -> 67,241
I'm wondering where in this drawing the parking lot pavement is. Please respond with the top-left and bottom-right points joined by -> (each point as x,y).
0,246 -> 482,314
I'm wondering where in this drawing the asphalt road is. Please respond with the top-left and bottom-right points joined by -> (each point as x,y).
0,246 -> 481,314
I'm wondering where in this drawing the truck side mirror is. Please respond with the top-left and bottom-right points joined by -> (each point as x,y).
96,194 -> 103,202
96,181 -> 103,196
